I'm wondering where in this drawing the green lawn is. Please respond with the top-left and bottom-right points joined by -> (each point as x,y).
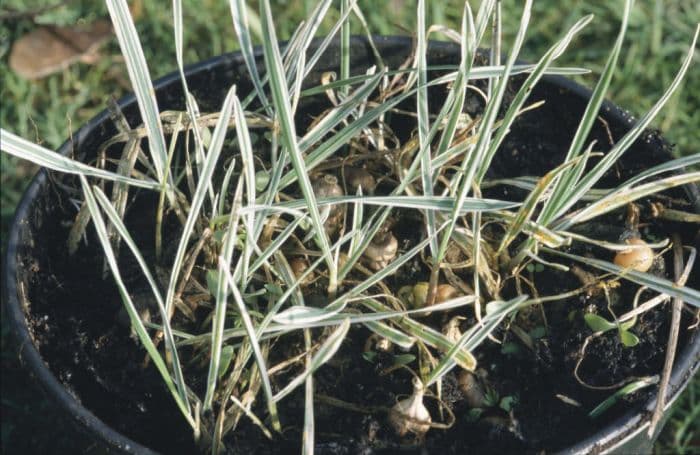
1,1 -> 698,453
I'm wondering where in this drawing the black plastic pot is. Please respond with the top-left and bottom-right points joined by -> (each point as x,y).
4,35 -> 699,455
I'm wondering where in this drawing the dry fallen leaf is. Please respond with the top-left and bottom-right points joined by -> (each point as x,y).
9,19 -> 112,80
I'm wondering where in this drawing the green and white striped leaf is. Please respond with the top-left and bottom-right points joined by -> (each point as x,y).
364,320 -> 415,350
550,24 -> 700,221
165,86 -> 237,317
219,255 -> 281,430
260,0 -> 335,288
92,186 -> 191,415
173,0 -> 214,205
246,194 -> 519,214
287,0 -> 334,112
301,0 -> 357,81
79,176 -> 194,428
203,177 -> 243,410
0,130 -> 159,190
273,319 -> 351,402
361,298 -> 476,370
559,172 -> 700,228
474,12 -> 594,185
230,0 -> 271,114
439,0 -> 533,262
426,296 -> 527,385
232,94 -> 257,285
544,248 -> 700,307
300,64 -> 588,97
180,294 -> 475,346
589,376 -> 659,418
299,72 -> 383,151
340,0 -> 351,95
497,151 -> 589,253
613,154 -> 700,191
541,0 -> 632,221
416,0 -> 437,256
348,187 -> 365,259
105,0 -> 168,182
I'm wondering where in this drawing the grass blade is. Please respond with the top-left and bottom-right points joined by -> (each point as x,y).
273,319 -> 351,402
340,0 -> 351,95
249,217 -> 305,275
589,376 -> 659,418
232,94 -> 257,285
301,0 -> 357,81
614,154 -> 700,190
273,226 -> 443,324
361,298 -> 476,370
247,194 -> 519,214
439,0 -> 533,261
489,210 -> 569,248
260,0 -> 336,291
229,394 -> 273,439
541,0 -> 632,221
474,13 -> 594,185
364,320 -> 415,350
550,24 -> 700,221
173,0 -> 214,205
229,0 -> 271,115
165,86 -> 237,317
92,186 -> 191,415
203,177 -> 243,410
433,3 -> 475,170
179,295 -> 475,346
302,346 -> 315,455
544,247 -> 700,307
416,0 -> 438,257
105,0 -> 168,182
219,256 -> 282,431
79,176 -> 195,428
426,295 -> 528,385
300,64 -> 588,97
299,72 -> 383,152
558,172 -> 700,228
497,151 -> 590,253
287,0 -> 334,112
347,188 -> 364,259
0,130 -> 159,190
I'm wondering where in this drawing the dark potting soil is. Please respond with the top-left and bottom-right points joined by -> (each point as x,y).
14,69 -> 699,454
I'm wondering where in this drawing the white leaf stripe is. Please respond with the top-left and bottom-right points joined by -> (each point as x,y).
106,0 -> 168,182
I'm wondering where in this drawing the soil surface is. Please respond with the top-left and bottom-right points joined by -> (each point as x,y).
12,55 -> 700,454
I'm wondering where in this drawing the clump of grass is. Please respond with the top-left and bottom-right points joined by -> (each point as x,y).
1,0 -> 699,452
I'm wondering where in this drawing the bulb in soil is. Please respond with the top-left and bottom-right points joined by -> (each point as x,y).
614,238 -> 653,272
458,370 -> 487,408
389,378 -> 432,437
410,282 -> 430,309
442,316 -> 464,343
375,337 -> 392,352
312,174 -> 344,233
289,257 -> 314,285
364,334 -> 393,353
406,283 -> 459,315
363,231 -> 398,271
435,284 -> 459,303
344,166 -> 376,194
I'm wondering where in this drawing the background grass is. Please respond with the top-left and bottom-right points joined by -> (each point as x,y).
1,0 -> 698,453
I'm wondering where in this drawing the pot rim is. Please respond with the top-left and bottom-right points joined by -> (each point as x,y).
3,34 -> 699,455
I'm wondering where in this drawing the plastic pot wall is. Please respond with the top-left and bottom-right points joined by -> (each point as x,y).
4,36 -> 699,455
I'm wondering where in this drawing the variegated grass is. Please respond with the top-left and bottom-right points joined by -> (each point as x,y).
2,0 -> 699,453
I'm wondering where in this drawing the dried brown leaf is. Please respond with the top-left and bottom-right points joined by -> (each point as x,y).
9,20 -> 112,79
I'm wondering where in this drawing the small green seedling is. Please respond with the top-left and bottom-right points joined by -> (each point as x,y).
584,313 -> 640,347
589,375 -> 658,418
